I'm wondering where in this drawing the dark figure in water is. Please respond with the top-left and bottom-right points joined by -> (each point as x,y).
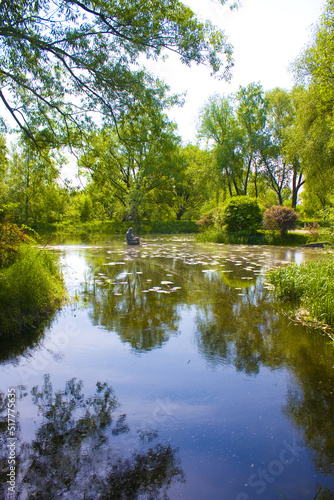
126,227 -> 140,245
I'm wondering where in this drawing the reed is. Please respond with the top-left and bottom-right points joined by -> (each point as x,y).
268,257 -> 334,327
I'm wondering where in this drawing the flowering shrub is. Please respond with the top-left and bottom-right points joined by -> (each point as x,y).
262,206 -> 298,237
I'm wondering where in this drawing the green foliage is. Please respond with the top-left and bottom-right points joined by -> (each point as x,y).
36,220 -> 199,236
0,245 -> 65,336
318,207 -> 334,243
268,257 -> 334,327
195,206 -> 223,230
262,205 -> 298,237
222,196 -> 262,234
0,221 -> 31,268
198,94 -> 245,197
196,228 -> 308,246
0,0 -> 233,143
196,228 -> 266,244
79,112 -> 182,221
5,139 -> 69,223
174,145 -> 214,220
292,1 -> 334,207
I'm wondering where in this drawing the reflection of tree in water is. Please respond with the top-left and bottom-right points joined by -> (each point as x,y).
195,281 -> 282,375
81,244 -> 263,354
79,243 -> 334,483
195,276 -> 334,479
0,375 -> 184,499
82,250 -> 183,352
282,340 -> 334,477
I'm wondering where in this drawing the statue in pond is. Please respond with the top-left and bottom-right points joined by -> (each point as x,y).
126,227 -> 140,245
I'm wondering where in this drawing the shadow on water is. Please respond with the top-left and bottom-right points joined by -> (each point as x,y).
0,318 -> 54,366
0,375 -> 184,500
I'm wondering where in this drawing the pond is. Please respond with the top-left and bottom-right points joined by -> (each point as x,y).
1,236 -> 334,499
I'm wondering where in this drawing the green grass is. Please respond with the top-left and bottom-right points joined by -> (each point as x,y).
0,245 -> 66,337
267,257 -> 334,328
196,229 -> 309,246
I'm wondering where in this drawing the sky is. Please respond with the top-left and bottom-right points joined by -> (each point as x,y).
146,0 -> 326,143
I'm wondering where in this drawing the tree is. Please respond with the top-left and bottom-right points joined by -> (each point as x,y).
292,0 -> 334,207
79,110 -> 182,220
235,82 -> 268,197
0,134 -> 9,209
0,0 -> 234,145
198,94 -> 244,198
258,88 -> 295,206
173,144 -> 214,220
282,87 -> 306,209
7,137 -> 66,222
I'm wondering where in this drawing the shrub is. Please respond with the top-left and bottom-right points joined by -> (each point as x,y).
196,208 -> 222,230
222,196 -> 262,234
319,208 -> 334,243
0,222 -> 31,268
263,206 -> 298,237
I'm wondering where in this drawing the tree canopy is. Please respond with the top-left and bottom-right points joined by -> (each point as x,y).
0,0 -> 233,145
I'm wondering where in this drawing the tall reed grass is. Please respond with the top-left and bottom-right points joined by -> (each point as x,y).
268,257 -> 334,327
0,245 -> 65,336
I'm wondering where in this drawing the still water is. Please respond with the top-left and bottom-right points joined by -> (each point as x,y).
1,236 -> 334,499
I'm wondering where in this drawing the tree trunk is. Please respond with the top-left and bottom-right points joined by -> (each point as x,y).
291,161 -> 305,208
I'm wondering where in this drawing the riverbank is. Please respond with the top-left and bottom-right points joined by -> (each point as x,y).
196,227 -> 315,246
267,256 -> 334,334
0,245 -> 66,337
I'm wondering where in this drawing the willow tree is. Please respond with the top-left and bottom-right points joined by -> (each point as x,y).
259,88 -> 298,206
198,94 -> 244,198
0,0 -> 234,146
235,82 -> 268,197
292,0 -> 334,207
79,109 -> 182,220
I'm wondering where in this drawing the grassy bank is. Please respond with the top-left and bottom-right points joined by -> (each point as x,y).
0,245 -> 65,337
196,228 -> 310,246
267,257 -> 334,330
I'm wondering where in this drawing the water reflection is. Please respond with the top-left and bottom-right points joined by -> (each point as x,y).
1,239 -> 334,498
0,375 -> 184,499
283,343 -> 334,476
80,242 -> 277,353
0,319 -> 52,365
81,249 -> 183,351
77,241 -> 334,483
